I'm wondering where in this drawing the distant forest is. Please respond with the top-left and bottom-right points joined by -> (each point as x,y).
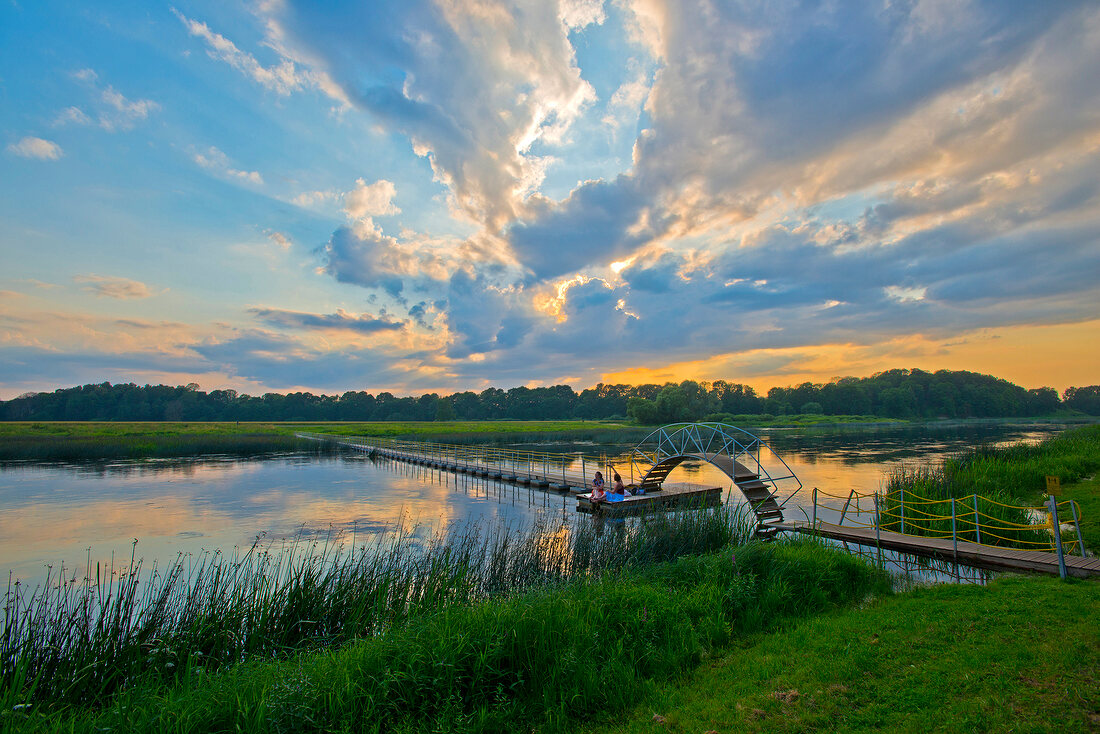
2,369 -> 1098,423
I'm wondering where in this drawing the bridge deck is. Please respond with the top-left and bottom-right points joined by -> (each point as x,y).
318,436 -> 725,512
577,482 -> 722,517
776,520 -> 1100,578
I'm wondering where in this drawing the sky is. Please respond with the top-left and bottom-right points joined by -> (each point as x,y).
1,0 -> 1098,400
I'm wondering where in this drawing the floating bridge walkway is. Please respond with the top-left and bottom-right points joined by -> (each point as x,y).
299,423 -> 1095,578
781,486 -> 1097,579
297,422 -> 802,534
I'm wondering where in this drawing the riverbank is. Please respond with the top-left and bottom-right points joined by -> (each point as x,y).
584,575 -> 1099,733
2,527 -> 890,732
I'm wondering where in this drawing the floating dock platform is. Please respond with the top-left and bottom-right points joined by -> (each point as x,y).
577,482 -> 723,516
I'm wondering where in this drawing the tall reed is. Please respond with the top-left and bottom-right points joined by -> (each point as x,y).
1,503 -> 755,711
880,424 -> 1100,548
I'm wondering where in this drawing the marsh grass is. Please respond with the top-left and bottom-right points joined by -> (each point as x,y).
881,424 -> 1100,548
7,535 -> 890,733
0,434 -> 317,462
1,503 -> 756,713
0,421 -> 631,462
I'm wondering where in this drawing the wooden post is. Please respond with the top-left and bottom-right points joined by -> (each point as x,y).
1049,496 -> 1067,580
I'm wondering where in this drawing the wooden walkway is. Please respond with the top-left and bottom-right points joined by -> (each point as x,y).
303,433 -> 725,512
776,520 -> 1100,578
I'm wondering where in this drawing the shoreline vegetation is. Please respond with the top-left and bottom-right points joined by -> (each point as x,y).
1,507 -> 893,731
883,423 -> 1100,550
1,414 -> 1095,463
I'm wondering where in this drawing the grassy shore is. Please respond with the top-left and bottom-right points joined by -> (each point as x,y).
584,575 -> 1100,734
2,536 -> 889,733
0,421 -> 631,461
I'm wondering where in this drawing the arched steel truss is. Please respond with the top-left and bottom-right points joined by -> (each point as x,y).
629,422 -> 801,528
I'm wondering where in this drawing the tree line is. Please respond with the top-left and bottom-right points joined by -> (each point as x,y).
1,369 -> 1097,423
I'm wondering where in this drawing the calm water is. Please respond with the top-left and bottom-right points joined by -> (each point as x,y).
0,423 -> 1067,588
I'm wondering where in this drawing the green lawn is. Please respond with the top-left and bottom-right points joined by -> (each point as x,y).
584,575 -> 1100,734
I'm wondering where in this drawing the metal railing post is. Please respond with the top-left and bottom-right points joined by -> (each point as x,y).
873,494 -> 882,567
951,497 -> 958,576
973,495 -> 981,544
1049,497 -> 1067,580
811,487 -> 818,529
1070,500 -> 1087,557
899,487 -> 905,534
839,489 -> 854,526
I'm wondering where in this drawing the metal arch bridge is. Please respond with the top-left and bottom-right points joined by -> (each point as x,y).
628,422 -> 801,536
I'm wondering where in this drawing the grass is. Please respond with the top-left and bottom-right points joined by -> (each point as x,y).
880,424 -> 1100,551
582,574 -> 1100,734
3,537 -> 889,733
0,503 -> 760,715
0,421 -> 631,462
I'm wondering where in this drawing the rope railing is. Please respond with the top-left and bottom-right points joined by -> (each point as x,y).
808,484 -> 1087,576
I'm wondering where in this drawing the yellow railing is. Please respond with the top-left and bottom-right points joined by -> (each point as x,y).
809,485 -> 1086,559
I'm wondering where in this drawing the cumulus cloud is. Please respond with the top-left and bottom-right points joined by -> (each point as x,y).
193,146 -> 264,185
73,275 -> 154,299
342,178 -> 400,236
7,137 -> 63,160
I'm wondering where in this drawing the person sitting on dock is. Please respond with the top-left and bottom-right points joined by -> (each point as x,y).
590,471 -> 607,503
613,473 -> 631,497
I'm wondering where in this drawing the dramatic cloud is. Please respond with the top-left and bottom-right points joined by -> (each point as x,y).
2,2 -> 1098,396
7,137 -> 63,160
264,0 -> 597,229
73,275 -> 154,299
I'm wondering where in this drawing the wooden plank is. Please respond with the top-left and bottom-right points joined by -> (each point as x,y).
775,521 -> 1099,578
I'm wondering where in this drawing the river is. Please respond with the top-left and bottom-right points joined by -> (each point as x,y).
0,422 -> 1067,589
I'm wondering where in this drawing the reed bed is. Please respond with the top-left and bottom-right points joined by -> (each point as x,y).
879,424 -> 1100,548
8,536 -> 889,733
0,434 -> 325,462
1,503 -> 755,712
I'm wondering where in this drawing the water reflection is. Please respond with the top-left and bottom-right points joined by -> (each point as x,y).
0,422 -> 1071,590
